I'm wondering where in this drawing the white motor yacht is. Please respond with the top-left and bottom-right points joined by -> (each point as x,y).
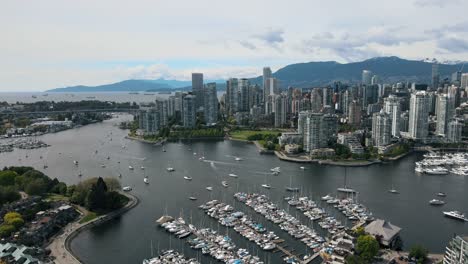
228,173 -> 238,178
122,186 -> 132,191
429,199 -> 445,205
166,167 -> 175,172
261,184 -> 271,189
183,176 -> 192,181
321,194 -> 333,201
235,157 -> 243,161
221,181 -> 229,187
443,211 -> 468,221
129,166 -> 134,170
206,186 -> 213,191
144,177 -> 149,184
388,189 -> 399,194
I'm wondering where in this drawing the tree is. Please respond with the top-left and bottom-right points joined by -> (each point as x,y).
103,178 -> 121,191
25,178 -> 48,195
85,177 -> 108,211
356,235 -> 380,263
0,171 -> 18,186
0,224 -> 15,238
354,226 -> 366,237
4,212 -> 22,223
105,191 -> 124,210
409,245 -> 428,264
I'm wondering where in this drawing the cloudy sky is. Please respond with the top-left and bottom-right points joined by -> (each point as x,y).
1,0 -> 468,91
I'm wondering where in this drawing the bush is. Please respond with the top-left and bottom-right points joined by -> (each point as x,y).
409,245 -> 428,264
0,225 -> 15,238
25,178 -> 48,196
8,218 -> 24,229
356,235 -> 380,263
0,171 -> 18,186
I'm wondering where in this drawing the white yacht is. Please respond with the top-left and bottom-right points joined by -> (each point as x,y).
443,211 -> 468,221
188,196 -> 197,201
166,167 -> 175,172
337,187 -> 357,193
388,189 -> 399,194
429,199 -> 445,205
221,181 -> 229,187
425,167 -> 449,175
270,167 -> 281,172
141,166 -> 145,170
144,177 -> 149,184
261,184 -> 271,189
228,173 -> 238,178
321,194 -> 333,201
300,166 -> 305,170
73,160 -> 79,165
206,186 -> 213,191
437,192 -> 447,197
122,186 -> 132,191
183,176 -> 192,181
235,157 -> 243,161
129,166 -> 134,170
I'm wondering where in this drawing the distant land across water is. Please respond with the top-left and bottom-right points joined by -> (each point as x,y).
46,56 -> 466,93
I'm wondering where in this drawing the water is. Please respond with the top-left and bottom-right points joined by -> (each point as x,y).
0,115 -> 466,264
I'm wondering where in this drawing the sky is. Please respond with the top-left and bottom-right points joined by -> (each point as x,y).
1,0 -> 468,91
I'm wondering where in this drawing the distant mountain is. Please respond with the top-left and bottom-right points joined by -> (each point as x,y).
47,57 -> 465,92
250,56 -> 464,88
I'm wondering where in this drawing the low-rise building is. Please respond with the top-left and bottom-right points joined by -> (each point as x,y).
311,148 -> 335,158
365,219 -> 401,248
284,144 -> 300,154
278,132 -> 302,146
0,243 -> 46,264
443,235 -> 468,264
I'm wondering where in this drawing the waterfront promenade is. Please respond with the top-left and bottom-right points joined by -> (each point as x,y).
47,192 -> 138,264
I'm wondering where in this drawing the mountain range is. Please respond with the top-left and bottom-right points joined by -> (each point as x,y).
47,56 -> 465,92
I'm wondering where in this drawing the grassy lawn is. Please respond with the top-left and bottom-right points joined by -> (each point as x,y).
79,212 -> 98,224
230,130 -> 281,140
44,193 -> 69,202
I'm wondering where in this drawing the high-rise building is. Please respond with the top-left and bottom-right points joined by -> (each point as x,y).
371,75 -> 380,85
342,90 -> 352,116
302,112 -> 337,152
297,111 -> 310,136
436,94 -> 451,136
322,87 -> 332,107
138,108 -> 160,134
408,91 -> 430,140
248,84 -> 261,109
291,89 -> 302,114
372,110 -> 392,146
182,94 -> 196,128
362,70 -> 372,85
384,95 -> 401,137
452,71 -> 462,85
238,78 -> 250,112
461,73 -> 468,89
274,94 -> 287,128
447,118 -> 463,143
348,100 -> 361,126
310,89 -> 323,113
155,99 -> 168,127
263,67 -> 272,104
432,63 -> 440,89
204,83 -> 218,124
191,73 -> 204,110
225,78 -> 238,115
443,235 -> 467,264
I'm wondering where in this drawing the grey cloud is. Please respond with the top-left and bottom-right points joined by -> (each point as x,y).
438,37 -> 468,53
414,0 -> 460,7
253,29 -> 284,45
239,40 -> 257,50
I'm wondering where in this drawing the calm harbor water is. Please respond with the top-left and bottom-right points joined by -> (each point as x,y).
0,115 -> 467,263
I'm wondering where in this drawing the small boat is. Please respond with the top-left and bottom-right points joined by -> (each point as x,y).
270,167 -> 281,172
73,160 -> 79,165
78,171 -> 82,177
163,148 -> 166,152
388,189 -> 399,194
189,197 -> 197,201
166,167 -> 175,172
235,157 -> 243,161
183,176 -> 192,181
118,173 -> 122,178
221,181 -> 229,187
429,199 -> 445,205
337,187 -> 357,193
437,192 -> 447,197
206,186 -> 213,191
144,177 -> 149,184
107,156 -> 110,160
443,211 -> 468,221
129,166 -> 134,170
286,187 -> 300,192
228,173 -> 238,178
141,166 -> 145,170
261,184 -> 271,189
101,164 -> 106,168
300,166 -> 305,170
321,194 -> 333,201
122,186 -> 132,191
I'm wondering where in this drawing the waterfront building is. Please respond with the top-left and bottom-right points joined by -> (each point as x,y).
436,94 -> 452,137
372,110 -> 392,147
191,73 -> 204,111
443,235 -> 467,264
365,219 -> 401,248
348,100 -> 361,126
384,94 -> 401,137
182,94 -> 196,128
399,111 -> 410,133
362,70 -> 372,85
138,107 -> 160,134
337,132 -> 364,154
204,83 -> 218,124
447,118 -> 463,143
302,113 -> 337,152
408,91 -> 430,140
262,67 -> 272,103
155,99 -> 168,127
298,111 -> 310,136
238,78 -> 250,112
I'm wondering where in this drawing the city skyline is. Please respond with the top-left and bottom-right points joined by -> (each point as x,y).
1,0 -> 468,91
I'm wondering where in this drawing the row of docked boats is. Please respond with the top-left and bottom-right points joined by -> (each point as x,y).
199,200 -> 279,251
158,216 -> 264,263
415,152 -> 468,175
142,249 -> 199,264
234,192 -> 325,253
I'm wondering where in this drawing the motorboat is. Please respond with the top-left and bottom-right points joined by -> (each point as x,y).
73,160 -> 79,165
122,186 -> 132,191
285,187 -> 300,192
228,173 -> 238,178
129,166 -> 134,170
337,187 -> 357,193
141,166 -> 145,170
388,189 -> 399,194
167,167 -> 175,172
189,197 -> 197,201
443,211 -> 468,221
270,167 -> 280,172
300,166 -> 305,170
206,186 -> 213,191
437,192 -> 447,197
429,199 -> 445,205
183,176 -> 192,181
235,157 -> 243,161
221,181 -> 229,187
101,164 -> 106,168
261,184 -> 271,189
321,194 -> 333,201
425,167 -> 449,175
144,177 -> 149,184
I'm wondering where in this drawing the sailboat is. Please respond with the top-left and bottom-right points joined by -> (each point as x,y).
337,168 -> 357,193
285,172 -> 299,192
388,174 -> 399,194
261,173 -> 271,189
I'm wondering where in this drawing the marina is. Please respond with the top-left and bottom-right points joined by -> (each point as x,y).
415,152 -> 468,175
